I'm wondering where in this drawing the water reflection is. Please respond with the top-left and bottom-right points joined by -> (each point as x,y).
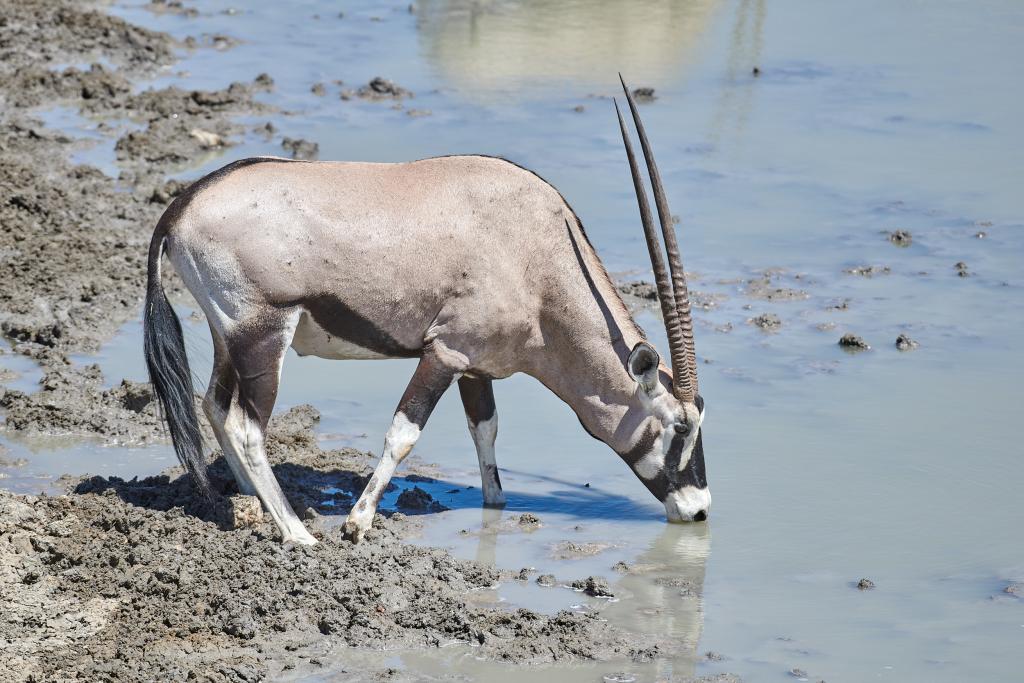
416,0 -> 722,99
710,0 -> 765,142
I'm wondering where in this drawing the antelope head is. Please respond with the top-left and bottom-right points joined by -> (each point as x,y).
617,76 -> 710,523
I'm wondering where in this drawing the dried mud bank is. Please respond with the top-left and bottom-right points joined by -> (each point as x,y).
1,407 -> 675,682
0,0 -> 270,444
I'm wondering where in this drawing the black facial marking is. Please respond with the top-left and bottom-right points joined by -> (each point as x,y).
677,429 -> 707,490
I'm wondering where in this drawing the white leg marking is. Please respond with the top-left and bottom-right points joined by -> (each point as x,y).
344,412 -> 421,542
239,412 -> 317,545
469,415 -> 505,506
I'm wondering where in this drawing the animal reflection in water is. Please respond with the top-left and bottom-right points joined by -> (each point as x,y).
143,79 -> 711,544
470,508 -> 711,678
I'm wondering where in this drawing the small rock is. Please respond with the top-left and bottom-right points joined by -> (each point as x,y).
310,82 -> 326,96
405,108 -> 431,117
612,561 -> 631,573
230,495 -> 263,529
254,73 -> 274,89
752,66 -> 761,76
838,334 -> 870,351
571,576 -> 614,597
895,333 -> 919,351
856,578 -> 875,590
572,104 -> 585,113
974,231 -> 987,239
281,137 -> 319,160
954,261 -> 970,277
705,650 -> 726,661
536,574 -> 556,587
789,669 -> 809,679
888,229 -> 912,246
1003,582 -> 1022,598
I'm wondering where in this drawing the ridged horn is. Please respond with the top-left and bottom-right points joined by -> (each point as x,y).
614,98 -> 690,400
619,74 -> 698,400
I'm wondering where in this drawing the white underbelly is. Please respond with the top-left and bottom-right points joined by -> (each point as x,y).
290,312 -> 397,360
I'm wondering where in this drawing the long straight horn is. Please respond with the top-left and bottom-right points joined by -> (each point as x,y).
614,98 -> 690,399
619,74 -> 698,399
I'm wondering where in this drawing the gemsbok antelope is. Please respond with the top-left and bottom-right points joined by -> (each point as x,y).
144,78 -> 709,545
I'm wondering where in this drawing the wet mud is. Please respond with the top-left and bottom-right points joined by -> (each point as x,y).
1,407 -> 672,681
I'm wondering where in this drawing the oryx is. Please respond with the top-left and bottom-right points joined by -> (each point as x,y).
144,78 -> 709,545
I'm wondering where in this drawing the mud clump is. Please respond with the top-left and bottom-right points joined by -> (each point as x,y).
282,136 -> 320,160
572,576 -> 615,598
1004,582 -> 1022,598
631,87 -> 657,102
749,312 -> 782,331
955,261 -> 971,277
838,334 -> 870,352
344,76 -> 413,101
888,229 -> 912,246
856,578 -> 876,590
395,486 -> 447,513
617,280 -> 659,301
895,333 -> 919,351
743,271 -> 810,301
844,265 -> 891,277
536,574 -> 557,587
551,541 -> 615,560
518,512 -> 542,529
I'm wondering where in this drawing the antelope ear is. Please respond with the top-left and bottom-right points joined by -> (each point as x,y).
627,341 -> 661,394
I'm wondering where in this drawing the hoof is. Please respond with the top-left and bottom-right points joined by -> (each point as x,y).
342,518 -> 368,544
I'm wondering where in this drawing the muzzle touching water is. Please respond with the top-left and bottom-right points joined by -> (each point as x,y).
664,485 -> 712,522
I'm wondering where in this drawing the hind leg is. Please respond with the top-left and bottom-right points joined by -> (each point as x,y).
458,376 -> 505,506
205,318 -> 316,545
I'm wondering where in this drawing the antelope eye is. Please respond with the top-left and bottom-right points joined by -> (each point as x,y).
673,422 -> 690,436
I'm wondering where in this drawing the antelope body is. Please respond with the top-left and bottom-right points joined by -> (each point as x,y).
144,80 -> 709,544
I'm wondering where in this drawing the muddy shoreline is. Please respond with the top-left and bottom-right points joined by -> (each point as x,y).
0,2 -> 732,681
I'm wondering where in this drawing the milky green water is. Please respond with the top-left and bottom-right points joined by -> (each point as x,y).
2,1 -> 1022,680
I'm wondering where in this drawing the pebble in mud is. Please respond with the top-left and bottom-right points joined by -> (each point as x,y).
856,578 -> 876,590
895,333 -> 919,351
838,334 -> 870,352
229,495 -> 263,529
281,136 -> 319,160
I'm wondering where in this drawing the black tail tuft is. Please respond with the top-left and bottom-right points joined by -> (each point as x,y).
144,223 -> 209,494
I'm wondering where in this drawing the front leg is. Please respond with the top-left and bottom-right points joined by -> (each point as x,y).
343,349 -> 461,543
458,376 -> 505,506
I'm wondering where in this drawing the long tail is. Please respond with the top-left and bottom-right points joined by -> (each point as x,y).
144,219 -> 209,493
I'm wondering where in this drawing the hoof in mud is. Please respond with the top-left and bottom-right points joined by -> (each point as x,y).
342,518 -> 369,544
283,528 -> 319,546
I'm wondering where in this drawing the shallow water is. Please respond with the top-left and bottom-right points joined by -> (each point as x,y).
4,0 -> 1023,680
